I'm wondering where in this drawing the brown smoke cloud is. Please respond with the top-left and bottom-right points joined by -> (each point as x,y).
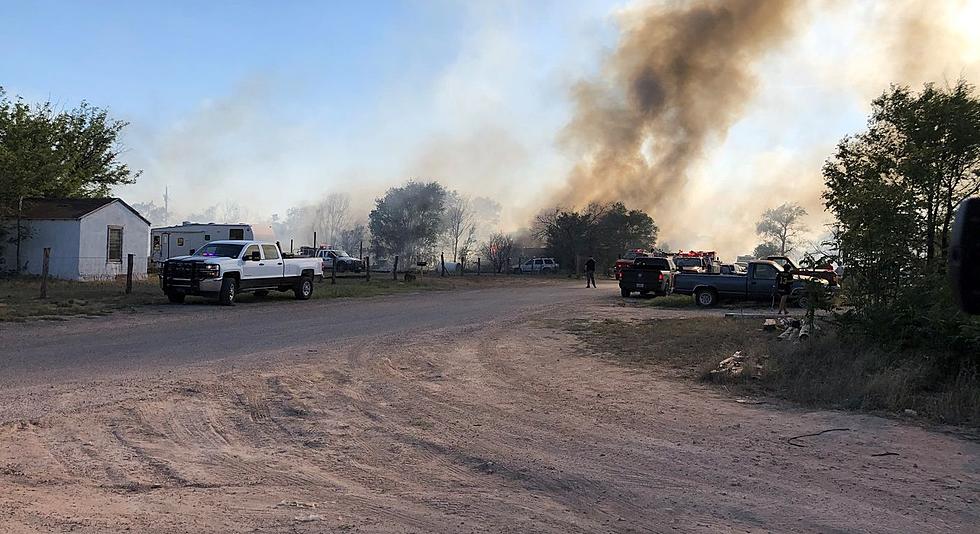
557,0 -> 801,224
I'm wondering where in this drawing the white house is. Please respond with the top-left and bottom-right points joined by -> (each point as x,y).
1,198 -> 151,280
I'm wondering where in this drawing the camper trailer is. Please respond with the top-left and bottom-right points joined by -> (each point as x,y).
150,222 -> 275,264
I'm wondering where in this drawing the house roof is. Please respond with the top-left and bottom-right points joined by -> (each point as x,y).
17,198 -> 151,225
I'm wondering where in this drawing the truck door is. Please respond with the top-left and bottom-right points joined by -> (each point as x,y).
261,244 -> 284,278
241,244 -> 263,287
748,263 -> 779,300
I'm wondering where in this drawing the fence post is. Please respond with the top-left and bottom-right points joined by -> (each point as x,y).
40,248 -> 51,299
393,255 -> 399,281
313,231 -> 317,250
365,257 -> 371,282
126,253 -> 134,294
290,239 -> 293,254
331,258 -> 337,285
476,257 -> 480,276
507,257 -> 511,275
441,253 -> 446,277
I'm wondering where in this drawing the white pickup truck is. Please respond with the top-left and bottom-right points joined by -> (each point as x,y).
161,240 -> 323,305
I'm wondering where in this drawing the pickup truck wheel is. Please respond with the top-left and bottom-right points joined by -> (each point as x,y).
337,262 -> 348,273
166,292 -> 185,304
695,288 -> 717,307
295,276 -> 314,300
219,277 -> 237,306
620,288 -> 630,298
796,294 -> 810,309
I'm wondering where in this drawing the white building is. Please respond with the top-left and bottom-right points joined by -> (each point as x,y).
1,198 -> 150,280
150,222 -> 275,263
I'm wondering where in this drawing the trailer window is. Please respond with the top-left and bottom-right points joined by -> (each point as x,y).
229,228 -> 244,240
107,226 -> 123,263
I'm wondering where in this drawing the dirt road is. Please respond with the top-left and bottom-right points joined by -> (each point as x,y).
0,282 -> 976,533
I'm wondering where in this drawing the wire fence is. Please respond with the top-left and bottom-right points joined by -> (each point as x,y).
9,254 -> 148,281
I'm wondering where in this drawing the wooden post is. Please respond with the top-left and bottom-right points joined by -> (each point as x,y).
477,257 -> 481,276
359,240 -> 363,260
313,231 -> 317,250
126,253 -> 134,294
40,248 -> 50,299
393,255 -> 399,280
331,258 -> 337,285
365,257 -> 371,282
507,257 -> 511,275
441,253 -> 446,277
290,239 -> 293,254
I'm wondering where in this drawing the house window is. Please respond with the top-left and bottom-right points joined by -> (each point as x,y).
177,237 -> 184,247
152,235 -> 161,250
107,226 -> 123,263
229,228 -> 244,240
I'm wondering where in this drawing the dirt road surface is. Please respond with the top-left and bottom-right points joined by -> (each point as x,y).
0,281 -> 977,533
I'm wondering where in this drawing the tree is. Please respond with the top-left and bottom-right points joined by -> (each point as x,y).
338,223 -> 367,256
131,201 -> 169,226
369,180 -> 446,262
752,242 -> 780,259
311,193 -> 350,247
1,88 -> 139,251
479,233 -> 515,273
535,202 -> 656,273
824,80 -> 980,306
442,191 -> 475,262
756,203 -> 807,256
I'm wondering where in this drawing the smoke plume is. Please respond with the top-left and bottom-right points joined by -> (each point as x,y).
558,0 -> 801,246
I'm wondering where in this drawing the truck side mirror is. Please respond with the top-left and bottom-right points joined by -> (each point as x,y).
250,251 -> 261,261
950,197 -> 980,314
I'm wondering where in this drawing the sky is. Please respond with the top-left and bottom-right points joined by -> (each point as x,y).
3,0 -> 980,258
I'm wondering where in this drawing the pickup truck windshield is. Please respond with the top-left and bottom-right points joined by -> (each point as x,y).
194,243 -> 245,258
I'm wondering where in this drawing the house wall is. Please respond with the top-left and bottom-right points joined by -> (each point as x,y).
0,220 -> 82,279
78,202 -> 150,280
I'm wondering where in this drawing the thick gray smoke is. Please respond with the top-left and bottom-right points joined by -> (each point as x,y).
558,0 -> 800,243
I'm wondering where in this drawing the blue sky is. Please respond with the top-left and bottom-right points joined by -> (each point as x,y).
4,0 -> 980,256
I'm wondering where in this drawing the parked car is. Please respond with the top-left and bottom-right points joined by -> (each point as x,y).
512,257 -> 559,274
161,240 -> 323,305
314,249 -> 364,273
673,260 -> 827,307
619,256 -> 675,298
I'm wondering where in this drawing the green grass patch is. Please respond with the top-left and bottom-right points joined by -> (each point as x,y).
0,276 -> 166,322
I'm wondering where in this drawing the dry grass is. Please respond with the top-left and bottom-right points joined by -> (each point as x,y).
0,276 -> 166,321
568,317 -> 980,427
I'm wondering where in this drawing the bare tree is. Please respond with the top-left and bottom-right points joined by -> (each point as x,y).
339,223 -> 367,255
311,193 -> 350,246
756,202 -> 808,256
480,233 -> 515,273
442,191 -> 476,262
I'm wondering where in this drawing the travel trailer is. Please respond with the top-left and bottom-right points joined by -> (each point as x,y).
150,222 -> 275,264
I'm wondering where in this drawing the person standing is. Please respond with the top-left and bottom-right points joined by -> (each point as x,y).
777,267 -> 792,315
585,256 -> 597,288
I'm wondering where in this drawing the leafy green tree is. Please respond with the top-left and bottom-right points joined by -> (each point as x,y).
752,242 -> 780,259
369,180 -> 446,263
756,202 -> 807,256
0,87 -> 139,215
535,202 -> 656,273
1,87 -> 140,254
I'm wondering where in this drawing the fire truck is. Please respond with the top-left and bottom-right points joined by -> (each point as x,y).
671,251 -> 720,273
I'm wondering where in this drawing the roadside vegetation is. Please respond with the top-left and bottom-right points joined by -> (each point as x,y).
569,317 -> 980,427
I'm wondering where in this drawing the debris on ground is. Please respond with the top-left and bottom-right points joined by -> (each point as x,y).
709,351 -> 764,380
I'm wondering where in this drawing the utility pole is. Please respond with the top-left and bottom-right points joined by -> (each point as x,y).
163,186 -> 170,225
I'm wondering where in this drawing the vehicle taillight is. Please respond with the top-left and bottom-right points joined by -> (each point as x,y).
658,272 -> 664,281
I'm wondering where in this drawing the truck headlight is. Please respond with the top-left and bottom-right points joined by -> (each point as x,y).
202,264 -> 220,278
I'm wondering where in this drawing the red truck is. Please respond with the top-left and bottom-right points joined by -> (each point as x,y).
672,251 -> 719,273
614,249 -> 651,280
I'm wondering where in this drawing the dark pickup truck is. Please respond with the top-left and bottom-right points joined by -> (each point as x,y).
619,256 -> 675,298
674,260 -> 825,307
